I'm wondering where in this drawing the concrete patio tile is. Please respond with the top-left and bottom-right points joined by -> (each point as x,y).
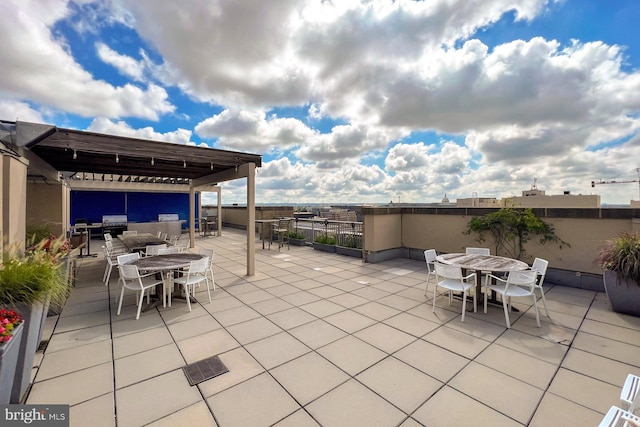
267,284 -> 304,297
212,305 -> 261,327
328,292 -> 369,309
280,290 -> 322,306
580,318 -> 640,344
307,285 -> 345,298
235,289 -> 275,304
222,281 -> 260,295
475,344 -> 558,389
112,326 -> 173,359
167,314 -> 222,341
202,295 -> 244,313
267,307 -> 317,330
372,281 -> 408,294
394,339 -> 469,383
561,348 -> 640,387
226,316 -> 282,344
544,299 -> 590,318
547,368 -> 620,414
441,314 -> 506,342
110,311 -> 166,337
146,402 -> 218,427
586,304 -> 640,330
37,339 -> 112,381
354,322 -> 416,354
176,328 -> 240,364
250,297 -> 295,315
28,362 -> 113,406
306,379 -> 406,427
511,311 -> 577,345
299,299 -> 346,318
116,369 -> 201,427
377,294 -> 421,311
158,303 -> 209,323
494,329 -> 568,365
60,299 -> 109,317
251,277 -> 286,289
324,309 -> 377,334
273,409 -> 321,427
68,393 -> 115,427
423,325 -> 491,359
538,309 -> 585,330
351,286 -> 392,301
245,332 -> 311,369
114,343 -> 184,389
356,357 -> 442,413
317,335 -> 386,376
289,319 -> 347,349
398,418 -> 423,427
46,323 -> 112,353
396,286 -> 429,302
529,392 -> 604,427
572,331 -> 639,366
405,304 -> 459,324
270,352 -> 350,405
353,301 -> 400,321
207,372 -> 300,427
292,278 -> 324,290
54,310 -> 110,333
198,347 -> 265,397
383,312 -> 440,337
413,386 -> 521,427
450,362 -> 544,424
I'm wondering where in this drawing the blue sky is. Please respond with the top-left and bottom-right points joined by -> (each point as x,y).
2,0 -> 640,205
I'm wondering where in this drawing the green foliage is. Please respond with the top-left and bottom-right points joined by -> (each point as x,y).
314,234 -> 337,245
338,234 -> 362,249
595,232 -> 640,286
26,224 -> 52,245
0,235 -> 71,306
465,208 -> 569,260
288,231 -> 305,240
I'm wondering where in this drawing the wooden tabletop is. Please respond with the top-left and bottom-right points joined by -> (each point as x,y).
128,253 -> 203,271
435,253 -> 528,272
118,233 -> 168,251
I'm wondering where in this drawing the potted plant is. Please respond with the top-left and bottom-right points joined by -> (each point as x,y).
595,232 -> 640,317
0,235 -> 70,403
288,231 -> 306,246
0,308 -> 23,403
336,234 -> 363,258
313,234 -> 337,253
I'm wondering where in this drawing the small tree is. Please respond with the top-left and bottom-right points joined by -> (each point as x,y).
465,208 -> 569,260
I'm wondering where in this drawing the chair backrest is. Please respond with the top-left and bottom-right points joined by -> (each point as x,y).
169,235 -> 179,245
157,247 -> 181,255
145,244 -> 167,256
117,252 -> 140,265
424,249 -> 437,273
434,263 -> 463,280
506,270 -> 538,290
105,239 -> 114,252
156,231 -> 163,238
119,264 -> 142,282
466,247 -> 490,255
122,230 -> 137,236
104,233 -> 112,242
188,257 -> 210,275
531,258 -> 549,287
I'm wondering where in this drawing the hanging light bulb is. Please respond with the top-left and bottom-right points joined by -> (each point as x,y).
235,164 -> 238,172
151,157 -> 154,166
210,162 -> 214,170
73,150 -> 77,160
183,160 -> 186,168
115,154 -> 119,163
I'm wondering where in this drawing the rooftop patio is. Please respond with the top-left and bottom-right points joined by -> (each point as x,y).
26,228 -> 640,426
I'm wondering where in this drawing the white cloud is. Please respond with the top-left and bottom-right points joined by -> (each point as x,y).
87,117 -> 192,145
0,101 -> 45,123
96,43 -> 145,82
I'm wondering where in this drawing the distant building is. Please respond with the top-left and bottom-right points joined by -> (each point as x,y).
321,209 -> 358,221
456,197 -> 502,208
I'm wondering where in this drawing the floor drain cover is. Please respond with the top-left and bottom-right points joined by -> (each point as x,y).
183,355 -> 229,386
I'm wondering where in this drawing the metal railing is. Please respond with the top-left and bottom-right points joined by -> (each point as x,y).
290,218 -> 363,248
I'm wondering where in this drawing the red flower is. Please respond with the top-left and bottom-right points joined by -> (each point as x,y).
0,309 -> 23,344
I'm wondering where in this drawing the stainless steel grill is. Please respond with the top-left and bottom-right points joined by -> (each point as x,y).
102,215 -> 128,236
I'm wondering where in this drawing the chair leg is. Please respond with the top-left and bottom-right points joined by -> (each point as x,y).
184,285 -> 192,311
502,296 -> 511,328
432,286 -> 437,313
117,286 -> 125,315
484,288 -> 488,313
532,295 -> 541,327
205,277 -> 212,303
461,290 -> 467,322
539,288 -> 551,318
136,291 -> 145,320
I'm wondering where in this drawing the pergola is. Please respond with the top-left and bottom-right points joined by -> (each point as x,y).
6,120 -> 262,275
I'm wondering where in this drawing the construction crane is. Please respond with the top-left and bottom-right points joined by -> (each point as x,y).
591,168 -> 640,200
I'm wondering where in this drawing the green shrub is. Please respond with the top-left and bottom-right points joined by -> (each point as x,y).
314,234 -> 336,245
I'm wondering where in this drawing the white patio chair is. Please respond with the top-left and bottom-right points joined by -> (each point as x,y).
466,247 -> 490,255
433,263 -> 476,322
484,269 -> 540,328
172,257 -> 210,311
142,243 -> 167,257
621,373 -> 640,414
157,246 -> 182,255
122,230 -> 137,236
197,248 -> 216,300
102,246 -> 118,286
531,257 -> 551,318
116,263 -> 164,320
599,406 -> 640,427
156,230 -> 163,239
423,249 -> 437,296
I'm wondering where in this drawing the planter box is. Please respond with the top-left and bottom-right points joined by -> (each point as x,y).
313,242 -> 336,253
0,322 -> 24,404
603,270 -> 640,317
336,246 -> 363,258
289,238 -> 306,247
12,301 -> 45,403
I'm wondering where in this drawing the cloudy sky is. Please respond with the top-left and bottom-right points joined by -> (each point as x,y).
2,0 -> 640,205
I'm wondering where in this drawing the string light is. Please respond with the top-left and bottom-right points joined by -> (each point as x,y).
235,165 -> 238,172
115,154 -> 119,163
210,162 -> 214,170
73,150 -> 77,160
183,160 -> 186,168
151,157 -> 154,166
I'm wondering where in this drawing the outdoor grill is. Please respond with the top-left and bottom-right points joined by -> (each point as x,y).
102,214 -> 128,237
158,213 -> 179,222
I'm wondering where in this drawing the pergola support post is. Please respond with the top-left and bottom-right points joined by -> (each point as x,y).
247,162 -> 256,276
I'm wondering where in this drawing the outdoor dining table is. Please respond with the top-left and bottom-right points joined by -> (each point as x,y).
255,219 -> 278,249
127,252 -> 204,311
118,233 -> 168,252
435,252 -> 529,308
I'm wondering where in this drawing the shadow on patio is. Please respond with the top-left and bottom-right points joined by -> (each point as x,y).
26,228 -> 640,426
